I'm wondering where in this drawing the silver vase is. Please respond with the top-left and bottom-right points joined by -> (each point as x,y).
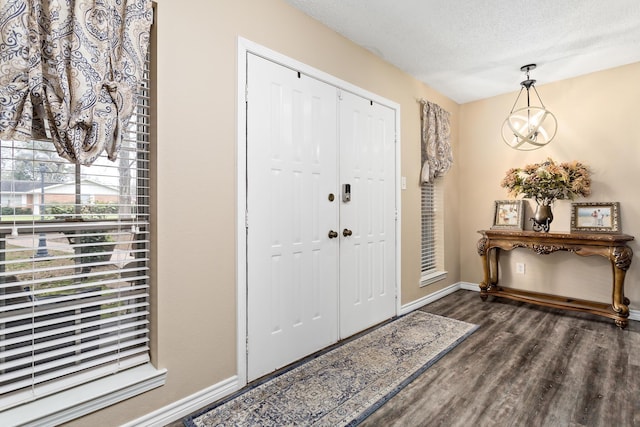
531,203 -> 553,232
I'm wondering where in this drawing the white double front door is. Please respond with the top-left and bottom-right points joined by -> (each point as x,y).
246,53 -> 397,381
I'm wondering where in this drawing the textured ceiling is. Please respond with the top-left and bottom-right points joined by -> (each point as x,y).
285,0 -> 640,104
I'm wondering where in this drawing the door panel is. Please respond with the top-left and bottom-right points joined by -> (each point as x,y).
338,91 -> 396,338
246,54 -> 397,380
246,54 -> 339,381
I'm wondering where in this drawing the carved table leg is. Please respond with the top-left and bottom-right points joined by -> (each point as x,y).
477,237 -> 490,301
479,253 -> 489,301
610,246 -> 633,329
615,318 -> 629,329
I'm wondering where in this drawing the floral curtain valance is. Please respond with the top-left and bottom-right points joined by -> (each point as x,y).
0,0 -> 153,166
420,100 -> 453,184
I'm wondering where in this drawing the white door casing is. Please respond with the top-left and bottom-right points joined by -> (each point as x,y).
240,40 -> 401,385
338,91 -> 397,338
246,53 -> 339,381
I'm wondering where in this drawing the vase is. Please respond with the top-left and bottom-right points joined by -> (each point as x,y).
531,202 -> 553,232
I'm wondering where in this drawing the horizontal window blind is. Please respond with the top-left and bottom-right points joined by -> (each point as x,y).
421,181 -> 440,274
0,58 -> 151,410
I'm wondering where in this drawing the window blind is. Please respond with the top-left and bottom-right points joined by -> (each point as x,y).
0,57 -> 151,411
421,181 -> 440,274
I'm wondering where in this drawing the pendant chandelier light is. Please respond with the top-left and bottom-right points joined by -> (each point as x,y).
501,64 -> 557,151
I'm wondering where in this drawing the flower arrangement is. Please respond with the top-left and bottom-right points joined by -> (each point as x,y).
501,158 -> 591,205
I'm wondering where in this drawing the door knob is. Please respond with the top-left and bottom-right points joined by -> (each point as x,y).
343,228 -> 353,237
328,230 -> 338,239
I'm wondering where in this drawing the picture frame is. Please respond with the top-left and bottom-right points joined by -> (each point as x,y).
492,200 -> 525,230
570,202 -> 621,233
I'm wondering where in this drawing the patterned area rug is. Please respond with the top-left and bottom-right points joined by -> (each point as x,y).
185,311 -> 478,426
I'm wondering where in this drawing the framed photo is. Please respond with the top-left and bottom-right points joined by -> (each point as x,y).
492,200 -> 525,230
570,202 -> 621,233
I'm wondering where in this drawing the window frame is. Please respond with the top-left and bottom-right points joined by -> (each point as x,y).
0,21 -> 164,427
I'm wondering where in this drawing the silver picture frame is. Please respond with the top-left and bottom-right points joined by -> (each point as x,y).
570,202 -> 621,233
492,200 -> 525,230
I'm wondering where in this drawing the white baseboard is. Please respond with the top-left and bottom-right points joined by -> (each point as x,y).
400,282 -> 470,315
458,282 -> 479,292
122,375 -> 239,427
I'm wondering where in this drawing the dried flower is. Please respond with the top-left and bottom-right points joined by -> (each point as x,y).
501,158 -> 591,205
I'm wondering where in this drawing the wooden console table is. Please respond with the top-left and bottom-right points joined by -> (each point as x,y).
477,229 -> 634,328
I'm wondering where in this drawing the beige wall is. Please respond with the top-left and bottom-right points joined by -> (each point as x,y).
459,63 -> 640,305
69,1 -> 461,425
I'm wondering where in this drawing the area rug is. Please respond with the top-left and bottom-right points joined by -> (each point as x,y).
185,311 -> 478,427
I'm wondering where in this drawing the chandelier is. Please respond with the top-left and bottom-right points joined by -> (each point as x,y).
501,64 -> 557,150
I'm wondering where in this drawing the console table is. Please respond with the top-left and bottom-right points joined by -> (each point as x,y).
477,229 -> 634,328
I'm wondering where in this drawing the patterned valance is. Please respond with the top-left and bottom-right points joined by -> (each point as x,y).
0,0 -> 152,165
420,100 -> 453,183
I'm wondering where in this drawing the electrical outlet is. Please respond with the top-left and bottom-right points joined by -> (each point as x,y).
516,263 -> 526,274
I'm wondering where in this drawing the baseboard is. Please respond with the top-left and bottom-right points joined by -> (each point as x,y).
121,375 -> 239,427
458,282 -> 479,292
400,282 -> 470,315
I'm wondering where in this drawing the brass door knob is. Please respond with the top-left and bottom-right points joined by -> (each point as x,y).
343,228 -> 353,237
328,230 -> 338,239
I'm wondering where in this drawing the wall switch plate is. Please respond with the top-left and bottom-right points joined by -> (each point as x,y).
401,176 -> 407,190
516,263 -> 525,274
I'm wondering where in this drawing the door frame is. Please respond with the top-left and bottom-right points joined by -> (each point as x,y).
236,37 -> 401,387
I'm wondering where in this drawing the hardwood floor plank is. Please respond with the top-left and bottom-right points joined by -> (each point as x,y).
630,364 -> 640,426
360,290 -> 640,427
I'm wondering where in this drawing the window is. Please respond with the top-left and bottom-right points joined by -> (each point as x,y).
0,58 -> 151,412
420,181 -> 446,286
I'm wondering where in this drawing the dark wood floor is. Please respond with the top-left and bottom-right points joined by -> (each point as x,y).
361,290 -> 640,427
169,290 -> 640,426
